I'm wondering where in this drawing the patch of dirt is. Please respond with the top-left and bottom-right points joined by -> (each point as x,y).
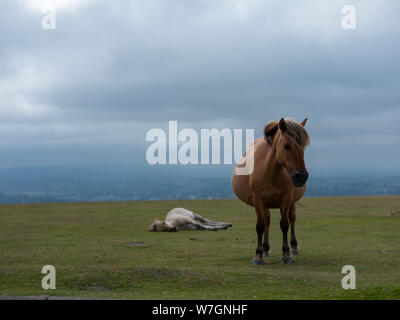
87,284 -> 108,291
128,242 -> 146,247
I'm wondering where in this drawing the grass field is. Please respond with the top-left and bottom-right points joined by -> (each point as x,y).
0,196 -> 399,299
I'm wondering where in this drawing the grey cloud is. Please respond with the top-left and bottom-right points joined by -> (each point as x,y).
0,0 -> 399,171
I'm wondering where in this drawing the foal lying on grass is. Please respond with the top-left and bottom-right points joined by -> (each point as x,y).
149,208 -> 232,232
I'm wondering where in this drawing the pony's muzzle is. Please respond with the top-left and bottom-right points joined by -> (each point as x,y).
291,171 -> 309,187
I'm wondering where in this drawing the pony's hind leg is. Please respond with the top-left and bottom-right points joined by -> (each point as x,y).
198,221 -> 230,231
189,220 -> 220,231
185,216 -> 221,231
183,217 -> 209,230
195,222 -> 220,231
192,213 -> 209,223
203,221 -> 231,229
193,213 -> 232,228
253,196 -> 265,265
289,205 -> 298,256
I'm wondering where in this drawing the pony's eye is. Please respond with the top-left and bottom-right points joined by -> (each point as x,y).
284,144 -> 290,150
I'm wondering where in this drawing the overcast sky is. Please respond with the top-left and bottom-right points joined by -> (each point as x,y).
1,0 -> 399,174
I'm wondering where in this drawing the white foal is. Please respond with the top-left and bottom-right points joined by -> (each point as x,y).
148,208 -> 232,232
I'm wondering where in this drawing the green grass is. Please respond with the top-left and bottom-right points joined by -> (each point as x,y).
0,196 -> 399,299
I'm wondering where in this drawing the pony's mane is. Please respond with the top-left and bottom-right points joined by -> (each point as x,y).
284,118 -> 310,149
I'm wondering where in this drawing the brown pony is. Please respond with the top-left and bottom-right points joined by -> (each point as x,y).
231,118 -> 310,265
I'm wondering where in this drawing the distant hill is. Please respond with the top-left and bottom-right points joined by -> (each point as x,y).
0,166 -> 399,204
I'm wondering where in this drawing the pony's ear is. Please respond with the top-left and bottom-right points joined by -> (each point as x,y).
263,121 -> 278,145
279,118 -> 287,132
301,118 -> 308,127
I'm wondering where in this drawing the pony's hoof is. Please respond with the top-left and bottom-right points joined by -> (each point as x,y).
290,249 -> 298,256
253,258 -> 265,266
281,256 -> 292,264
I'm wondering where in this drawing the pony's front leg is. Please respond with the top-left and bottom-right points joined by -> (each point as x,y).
262,207 -> 271,257
289,204 -> 298,256
253,196 -> 265,265
280,206 -> 292,264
